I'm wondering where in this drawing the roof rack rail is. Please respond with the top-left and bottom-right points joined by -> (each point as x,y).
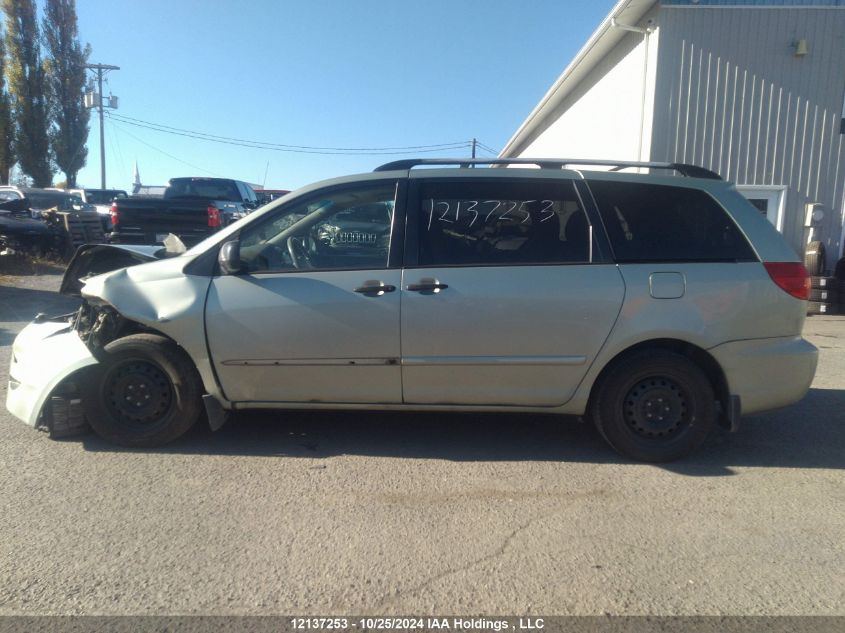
373,158 -> 721,180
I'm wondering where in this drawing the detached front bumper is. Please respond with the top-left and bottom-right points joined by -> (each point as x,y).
6,321 -> 98,427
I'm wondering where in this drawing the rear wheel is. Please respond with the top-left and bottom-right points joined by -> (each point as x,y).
82,334 -> 202,447
591,350 -> 717,462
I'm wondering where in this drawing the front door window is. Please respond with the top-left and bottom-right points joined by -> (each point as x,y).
238,184 -> 396,273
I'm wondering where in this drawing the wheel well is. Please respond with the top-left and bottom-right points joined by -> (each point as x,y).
100,313 -> 178,349
589,339 -> 731,428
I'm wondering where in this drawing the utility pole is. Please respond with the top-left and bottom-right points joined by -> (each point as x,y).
84,63 -> 120,188
471,138 -> 477,159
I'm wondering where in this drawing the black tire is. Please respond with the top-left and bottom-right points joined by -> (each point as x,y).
804,241 -> 825,276
809,287 -> 838,302
591,350 -> 716,462
82,334 -> 203,447
807,301 -> 839,316
810,275 -> 837,289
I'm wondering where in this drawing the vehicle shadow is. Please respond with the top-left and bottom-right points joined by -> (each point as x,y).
79,387 -> 845,475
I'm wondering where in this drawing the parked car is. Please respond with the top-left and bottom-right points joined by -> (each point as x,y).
68,188 -> 129,232
255,188 -> 290,206
0,197 -> 63,256
6,158 -> 818,462
0,186 -> 95,218
108,177 -> 259,246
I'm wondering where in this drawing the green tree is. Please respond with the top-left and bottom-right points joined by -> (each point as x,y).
42,0 -> 88,187
3,0 -> 52,187
0,25 -> 14,184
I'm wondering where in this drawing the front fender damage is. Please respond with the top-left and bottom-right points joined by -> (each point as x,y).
8,255 -> 230,438
6,319 -> 97,436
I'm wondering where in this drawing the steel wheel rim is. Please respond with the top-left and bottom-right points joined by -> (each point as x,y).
104,359 -> 174,427
623,376 -> 689,439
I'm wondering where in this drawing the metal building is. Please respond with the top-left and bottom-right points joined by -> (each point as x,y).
500,0 -> 845,271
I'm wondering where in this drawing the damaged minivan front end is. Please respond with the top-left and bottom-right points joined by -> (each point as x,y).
5,241 -> 218,438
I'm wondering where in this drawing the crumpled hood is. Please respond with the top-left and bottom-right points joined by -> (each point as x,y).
80,253 -> 211,328
60,243 -> 176,296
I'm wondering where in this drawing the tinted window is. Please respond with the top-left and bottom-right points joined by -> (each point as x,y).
166,178 -> 241,201
417,180 -> 591,266
85,190 -> 127,204
238,183 -> 396,273
587,180 -> 757,263
26,192 -> 77,210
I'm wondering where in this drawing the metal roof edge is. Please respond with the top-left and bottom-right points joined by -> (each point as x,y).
499,0 -> 658,158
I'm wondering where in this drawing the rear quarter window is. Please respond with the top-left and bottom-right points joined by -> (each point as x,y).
586,180 -> 757,263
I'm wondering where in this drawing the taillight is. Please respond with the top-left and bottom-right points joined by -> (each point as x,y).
764,262 -> 810,300
207,204 -> 220,228
110,202 -> 119,226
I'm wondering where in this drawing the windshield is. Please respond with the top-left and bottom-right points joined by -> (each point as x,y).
85,190 -> 127,204
26,192 -> 82,210
165,178 -> 241,201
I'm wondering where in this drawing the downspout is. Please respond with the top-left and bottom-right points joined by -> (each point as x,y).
611,18 -> 655,163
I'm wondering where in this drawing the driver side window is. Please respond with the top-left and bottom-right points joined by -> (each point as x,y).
238,183 -> 397,273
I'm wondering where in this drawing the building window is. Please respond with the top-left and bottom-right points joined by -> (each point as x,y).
735,186 -> 786,232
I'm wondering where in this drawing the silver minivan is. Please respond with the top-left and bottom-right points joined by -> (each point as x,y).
6,159 -> 818,461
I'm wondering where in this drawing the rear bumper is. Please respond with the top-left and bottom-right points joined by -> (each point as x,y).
109,230 -> 210,246
6,322 -> 98,427
710,336 -> 818,415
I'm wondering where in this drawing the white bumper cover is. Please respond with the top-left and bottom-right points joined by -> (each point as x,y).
6,321 -> 98,427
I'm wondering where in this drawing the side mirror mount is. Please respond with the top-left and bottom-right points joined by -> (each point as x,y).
218,240 -> 242,275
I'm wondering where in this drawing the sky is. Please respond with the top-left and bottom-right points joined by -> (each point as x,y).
71,0 -> 618,193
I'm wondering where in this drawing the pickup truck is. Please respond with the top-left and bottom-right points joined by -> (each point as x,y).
69,188 -> 129,232
108,177 -> 259,246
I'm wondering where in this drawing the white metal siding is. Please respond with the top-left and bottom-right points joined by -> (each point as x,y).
652,7 -> 845,264
516,27 -> 660,164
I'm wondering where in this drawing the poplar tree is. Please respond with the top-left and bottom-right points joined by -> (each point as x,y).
0,27 -> 14,184
3,0 -> 52,187
43,0 -> 88,187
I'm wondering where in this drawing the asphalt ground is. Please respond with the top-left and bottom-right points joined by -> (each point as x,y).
0,270 -> 843,616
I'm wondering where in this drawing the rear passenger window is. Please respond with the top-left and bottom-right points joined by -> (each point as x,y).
587,180 -> 757,263
417,180 -> 591,266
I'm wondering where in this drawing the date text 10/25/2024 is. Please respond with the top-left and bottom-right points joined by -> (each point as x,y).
290,617 -> 546,631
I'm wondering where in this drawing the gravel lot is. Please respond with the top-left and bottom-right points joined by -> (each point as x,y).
0,270 -> 843,616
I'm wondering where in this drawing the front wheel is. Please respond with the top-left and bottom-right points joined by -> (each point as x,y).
591,350 -> 716,462
82,334 -> 203,447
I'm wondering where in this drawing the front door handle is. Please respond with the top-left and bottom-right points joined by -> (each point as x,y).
354,282 -> 396,295
407,281 -> 449,292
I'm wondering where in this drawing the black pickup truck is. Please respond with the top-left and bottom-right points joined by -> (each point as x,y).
108,177 -> 260,246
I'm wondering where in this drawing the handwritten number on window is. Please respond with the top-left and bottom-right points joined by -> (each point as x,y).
484,200 -> 501,222
425,199 -> 558,229
538,200 -> 555,222
465,200 -> 479,226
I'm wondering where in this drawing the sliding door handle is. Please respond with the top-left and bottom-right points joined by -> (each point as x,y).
407,282 -> 449,292
354,283 -> 396,295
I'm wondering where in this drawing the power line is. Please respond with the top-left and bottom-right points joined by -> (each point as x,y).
106,118 -> 127,181
110,120 -> 225,177
475,140 -> 500,155
105,112 -> 473,154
